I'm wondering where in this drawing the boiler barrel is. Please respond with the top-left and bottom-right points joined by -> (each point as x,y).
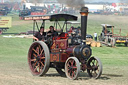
73,45 -> 92,60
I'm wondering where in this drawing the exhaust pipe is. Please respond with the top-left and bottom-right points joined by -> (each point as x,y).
80,7 -> 89,44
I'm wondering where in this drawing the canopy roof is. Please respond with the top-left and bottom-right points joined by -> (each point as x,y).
66,21 -> 80,24
101,24 -> 114,28
24,14 -> 78,21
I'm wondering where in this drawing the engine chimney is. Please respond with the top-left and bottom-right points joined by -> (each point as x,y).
80,7 -> 89,44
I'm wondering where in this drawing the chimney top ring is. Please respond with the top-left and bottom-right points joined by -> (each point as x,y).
80,7 -> 88,13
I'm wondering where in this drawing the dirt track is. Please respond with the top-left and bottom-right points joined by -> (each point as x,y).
0,66 -> 127,85
0,71 -> 113,85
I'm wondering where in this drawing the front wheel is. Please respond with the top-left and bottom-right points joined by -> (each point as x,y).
87,56 -> 102,79
65,57 -> 80,80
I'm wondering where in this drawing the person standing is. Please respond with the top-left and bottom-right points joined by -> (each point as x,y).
94,32 -> 97,41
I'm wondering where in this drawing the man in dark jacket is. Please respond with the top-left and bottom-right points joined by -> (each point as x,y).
33,26 -> 46,41
47,26 -> 58,37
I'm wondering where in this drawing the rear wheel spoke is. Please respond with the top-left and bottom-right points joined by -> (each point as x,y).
39,63 -> 40,73
40,49 -> 44,56
36,47 -> 39,55
34,63 -> 39,72
33,61 -> 37,68
40,61 -> 44,67
33,53 -> 37,58
38,45 -> 42,52
32,48 -> 39,55
31,59 -> 36,62
41,57 -> 45,60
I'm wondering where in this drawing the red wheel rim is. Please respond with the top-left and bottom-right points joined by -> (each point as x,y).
67,59 -> 77,78
65,57 -> 80,80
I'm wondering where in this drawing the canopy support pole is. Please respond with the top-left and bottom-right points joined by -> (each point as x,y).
33,20 -> 36,42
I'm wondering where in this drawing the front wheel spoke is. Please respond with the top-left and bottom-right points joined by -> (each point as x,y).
67,63 -> 71,68
97,69 -> 99,72
68,69 -> 71,74
68,68 -> 70,72
72,66 -> 77,69
97,65 -> 99,67
87,66 -> 92,70
96,60 -> 98,66
72,71 -> 75,77
90,70 -> 93,74
68,60 -> 72,65
71,60 -> 74,67
92,60 -> 95,65
94,71 -> 97,77
94,71 -> 97,74
68,62 -> 71,67
69,70 -> 72,76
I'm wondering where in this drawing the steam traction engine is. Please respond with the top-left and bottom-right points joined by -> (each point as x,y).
28,7 -> 102,80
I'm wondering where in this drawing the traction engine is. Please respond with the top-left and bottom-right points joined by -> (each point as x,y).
28,7 -> 102,80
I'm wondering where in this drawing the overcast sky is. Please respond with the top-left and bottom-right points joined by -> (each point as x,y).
1,0 -> 125,3
85,0 -> 120,2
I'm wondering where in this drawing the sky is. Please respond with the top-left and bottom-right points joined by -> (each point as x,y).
85,0 -> 119,2
0,0 -> 126,3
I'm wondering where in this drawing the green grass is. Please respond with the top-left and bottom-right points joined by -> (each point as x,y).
0,14 -> 128,85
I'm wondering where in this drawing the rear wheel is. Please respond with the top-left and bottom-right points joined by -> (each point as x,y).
87,56 -> 102,79
65,57 -> 80,80
28,41 -> 50,76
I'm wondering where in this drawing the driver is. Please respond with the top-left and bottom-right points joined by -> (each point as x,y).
33,26 -> 46,41
47,26 -> 58,37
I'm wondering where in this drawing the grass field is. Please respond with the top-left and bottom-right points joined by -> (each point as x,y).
0,13 -> 128,85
